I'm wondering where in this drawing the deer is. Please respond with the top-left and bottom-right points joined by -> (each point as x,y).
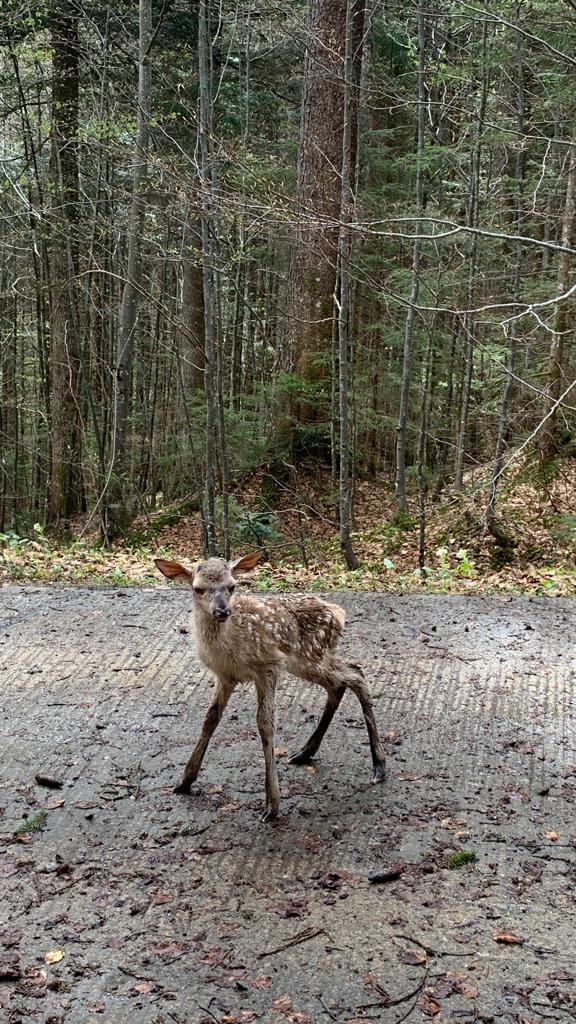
155,551 -> 386,820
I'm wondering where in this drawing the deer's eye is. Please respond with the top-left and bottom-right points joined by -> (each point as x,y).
193,586 -> 206,596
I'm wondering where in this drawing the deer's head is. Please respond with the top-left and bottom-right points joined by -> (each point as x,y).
155,551 -> 263,622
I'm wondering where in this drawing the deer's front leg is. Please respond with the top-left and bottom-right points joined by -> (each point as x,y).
174,677 -> 236,793
255,672 -> 281,821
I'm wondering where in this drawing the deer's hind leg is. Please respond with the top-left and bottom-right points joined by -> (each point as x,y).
343,662 -> 386,783
174,677 -> 236,793
287,683 -> 346,765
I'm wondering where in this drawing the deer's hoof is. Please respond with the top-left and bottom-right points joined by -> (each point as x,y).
371,763 -> 386,784
173,780 -> 192,794
261,807 -> 279,823
287,750 -> 314,766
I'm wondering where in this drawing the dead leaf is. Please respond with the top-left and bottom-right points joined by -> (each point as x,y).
152,941 -> 191,961
544,830 -> 559,841
202,946 -> 226,966
369,862 -> 405,884
494,932 -> 524,945
272,995 -> 293,1014
250,975 -> 272,989
418,994 -> 440,1016
274,747 -> 288,757
44,948 -> 65,965
0,952 -> 21,980
132,981 -> 155,994
398,948 -> 427,965
393,772 -> 422,782
221,1013 -> 258,1023
273,898 -> 309,919
46,798 -> 65,810
86,1002 -> 105,1014
0,927 -> 22,948
35,774 -> 63,789
151,890 -> 172,905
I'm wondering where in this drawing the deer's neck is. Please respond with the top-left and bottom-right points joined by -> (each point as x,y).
193,605 -> 224,647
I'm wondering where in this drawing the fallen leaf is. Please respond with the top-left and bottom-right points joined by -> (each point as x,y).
86,1002 -> 105,1014
418,994 -> 440,1016
152,941 -> 191,961
274,747 -> 288,757
398,948 -> 427,965
46,798 -> 65,810
369,862 -> 405,884
494,932 -> 524,945
35,774 -> 63,789
544,830 -> 559,841
0,927 -> 22,948
44,948 -> 65,965
132,981 -> 155,994
221,1013 -> 258,1023
202,946 -> 226,966
0,952 -> 20,980
151,890 -> 172,905
273,898 -> 309,919
272,995 -> 293,1013
250,975 -> 272,989
314,871 -> 344,890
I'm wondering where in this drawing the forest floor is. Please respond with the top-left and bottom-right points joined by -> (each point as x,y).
2,455 -> 576,595
1,586 -> 575,1023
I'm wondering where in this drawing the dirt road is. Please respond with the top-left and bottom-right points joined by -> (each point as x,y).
1,586 -> 575,1023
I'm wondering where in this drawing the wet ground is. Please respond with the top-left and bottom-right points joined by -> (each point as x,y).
0,585 -> 575,1024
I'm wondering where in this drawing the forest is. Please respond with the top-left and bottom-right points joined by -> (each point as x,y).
1,0 -> 576,589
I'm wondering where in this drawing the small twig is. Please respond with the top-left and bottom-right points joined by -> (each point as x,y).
196,1002 -> 219,1023
317,994 -> 338,1020
393,933 -> 475,957
257,926 -> 325,959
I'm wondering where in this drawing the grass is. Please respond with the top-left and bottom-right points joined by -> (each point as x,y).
446,849 -> 477,869
15,808 -> 48,834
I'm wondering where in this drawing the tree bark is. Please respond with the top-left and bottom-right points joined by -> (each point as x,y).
284,0 -> 347,424
486,10 -> 525,555
109,0 -> 152,532
48,2 -> 82,529
539,125 -> 576,466
395,3 -> 426,512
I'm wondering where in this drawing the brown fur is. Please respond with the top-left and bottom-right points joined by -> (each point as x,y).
155,553 -> 386,820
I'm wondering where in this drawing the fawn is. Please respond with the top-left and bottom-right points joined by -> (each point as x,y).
155,551 -> 385,820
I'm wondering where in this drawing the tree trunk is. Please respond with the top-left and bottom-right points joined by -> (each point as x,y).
395,3 -> 426,512
198,0 -> 218,554
181,213 -> 206,393
284,0 -> 347,425
453,18 -> 489,492
539,125 -> 576,466
48,2 -> 82,530
486,10 -> 525,556
109,0 -> 152,533
336,0 -> 361,570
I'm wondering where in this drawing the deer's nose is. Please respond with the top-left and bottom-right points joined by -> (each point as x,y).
213,607 -> 231,621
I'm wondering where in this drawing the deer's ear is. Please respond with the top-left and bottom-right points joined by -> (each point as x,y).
155,558 -> 193,583
229,550 -> 263,576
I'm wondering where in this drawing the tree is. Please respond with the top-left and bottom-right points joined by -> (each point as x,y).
48,1 -> 82,529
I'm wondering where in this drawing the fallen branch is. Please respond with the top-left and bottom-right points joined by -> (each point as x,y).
257,926 -> 325,959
